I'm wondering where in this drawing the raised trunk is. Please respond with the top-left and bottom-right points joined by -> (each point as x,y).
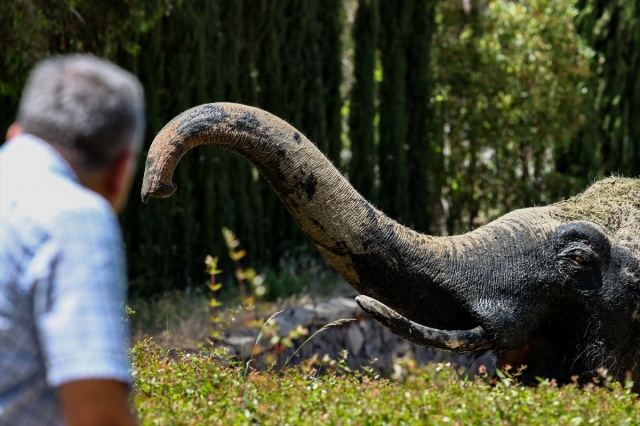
142,103 -> 489,346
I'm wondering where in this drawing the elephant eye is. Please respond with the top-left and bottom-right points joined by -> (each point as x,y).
558,243 -> 597,269
556,240 -> 602,289
568,253 -> 593,266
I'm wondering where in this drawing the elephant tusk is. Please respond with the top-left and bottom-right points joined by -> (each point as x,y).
356,295 -> 493,352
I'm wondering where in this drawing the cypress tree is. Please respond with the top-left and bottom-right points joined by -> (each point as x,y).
320,0 -> 344,167
125,2 -> 206,295
280,0 -> 319,251
576,0 -> 640,177
213,0 -> 240,242
191,0 -> 224,276
293,1 -> 331,267
349,0 -> 380,204
237,1 -> 266,266
377,1 -> 411,222
217,0 -> 264,269
255,0 -> 290,263
169,1 -> 204,288
238,2 -> 260,107
136,0 -> 226,292
256,0 -> 286,117
405,0 -> 437,232
281,0 -> 306,128
124,24 -> 174,296
301,0 -> 328,154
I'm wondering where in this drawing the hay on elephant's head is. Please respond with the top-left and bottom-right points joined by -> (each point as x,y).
551,177 -> 640,234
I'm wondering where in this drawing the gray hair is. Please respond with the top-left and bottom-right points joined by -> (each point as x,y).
16,54 -> 145,170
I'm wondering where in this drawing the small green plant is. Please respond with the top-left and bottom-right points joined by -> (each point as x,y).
222,226 -> 267,306
204,228 -> 266,344
125,305 -> 136,317
204,255 -> 224,342
244,309 -> 284,378
279,318 -> 355,373
204,228 -> 356,374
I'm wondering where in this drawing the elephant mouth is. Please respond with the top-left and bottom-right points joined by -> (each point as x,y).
356,295 -> 493,352
496,336 -> 550,372
357,295 -> 553,377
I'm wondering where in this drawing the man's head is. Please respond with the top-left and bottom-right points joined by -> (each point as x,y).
9,54 -> 145,212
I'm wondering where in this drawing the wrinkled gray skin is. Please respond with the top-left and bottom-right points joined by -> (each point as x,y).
142,103 -> 640,390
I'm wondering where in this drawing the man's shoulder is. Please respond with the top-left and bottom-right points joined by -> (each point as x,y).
2,172 -> 114,231
43,174 -> 113,221
1,136 -> 116,231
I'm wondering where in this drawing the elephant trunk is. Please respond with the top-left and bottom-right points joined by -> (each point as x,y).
142,103 -> 491,352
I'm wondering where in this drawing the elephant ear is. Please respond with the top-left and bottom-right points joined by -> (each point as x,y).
356,295 -> 492,352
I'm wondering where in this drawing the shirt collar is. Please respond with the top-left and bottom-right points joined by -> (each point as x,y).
4,134 -> 79,183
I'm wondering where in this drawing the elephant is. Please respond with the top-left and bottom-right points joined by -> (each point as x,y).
141,103 -> 640,390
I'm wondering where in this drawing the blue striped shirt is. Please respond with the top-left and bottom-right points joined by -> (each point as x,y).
0,135 -> 131,425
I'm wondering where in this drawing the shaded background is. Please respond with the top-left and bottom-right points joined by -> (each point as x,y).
2,0 -> 638,298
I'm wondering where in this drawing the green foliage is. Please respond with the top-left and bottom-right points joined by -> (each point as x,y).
131,339 -> 640,425
431,0 -> 592,231
4,0 -> 635,297
0,0 -> 171,140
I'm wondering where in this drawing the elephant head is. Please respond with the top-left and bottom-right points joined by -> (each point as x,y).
142,103 -> 640,390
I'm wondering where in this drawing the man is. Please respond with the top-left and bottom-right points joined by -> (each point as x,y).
0,54 -> 144,425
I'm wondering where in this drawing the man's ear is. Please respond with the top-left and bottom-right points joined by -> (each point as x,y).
103,150 -> 137,213
6,123 -> 23,141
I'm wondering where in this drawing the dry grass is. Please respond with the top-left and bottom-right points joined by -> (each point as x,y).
551,177 -> 640,234
129,290 -> 212,350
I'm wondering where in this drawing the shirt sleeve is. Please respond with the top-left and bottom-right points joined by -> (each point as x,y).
32,205 -> 131,388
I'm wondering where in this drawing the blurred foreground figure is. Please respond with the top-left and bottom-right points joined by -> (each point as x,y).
0,54 -> 145,426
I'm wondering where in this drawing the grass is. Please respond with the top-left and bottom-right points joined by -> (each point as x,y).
129,292 -> 639,425
130,339 -> 639,425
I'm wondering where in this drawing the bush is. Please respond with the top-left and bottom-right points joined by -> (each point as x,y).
131,339 -> 639,425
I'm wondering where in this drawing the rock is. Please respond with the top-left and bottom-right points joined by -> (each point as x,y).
346,325 -> 365,356
222,295 -> 495,376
